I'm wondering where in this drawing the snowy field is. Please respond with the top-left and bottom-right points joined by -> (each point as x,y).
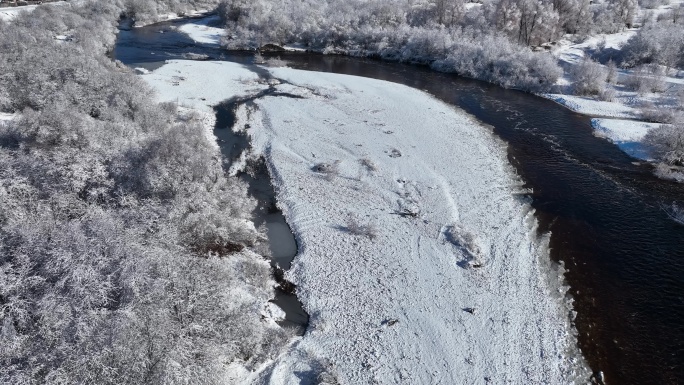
0,4 -> 41,21
143,59 -> 589,384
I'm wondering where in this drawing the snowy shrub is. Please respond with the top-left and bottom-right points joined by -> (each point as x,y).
571,57 -> 608,95
431,31 -> 562,92
639,102 -> 682,123
343,213 -> 378,240
218,0 -> 563,92
265,56 -> 288,67
653,162 -> 684,182
621,23 -> 684,68
359,157 -> 379,172
606,59 -> 618,83
656,5 -> 684,24
591,0 -> 638,33
622,64 -> 667,94
598,87 -> 617,101
645,122 -> 684,166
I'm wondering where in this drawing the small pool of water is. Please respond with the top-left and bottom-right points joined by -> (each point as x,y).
212,99 -> 308,332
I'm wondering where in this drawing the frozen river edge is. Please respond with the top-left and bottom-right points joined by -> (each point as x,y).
142,59 -> 590,384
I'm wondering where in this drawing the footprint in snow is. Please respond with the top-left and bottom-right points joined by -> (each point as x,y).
387,148 -> 402,158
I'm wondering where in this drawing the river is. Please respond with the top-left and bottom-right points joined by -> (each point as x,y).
114,17 -> 684,385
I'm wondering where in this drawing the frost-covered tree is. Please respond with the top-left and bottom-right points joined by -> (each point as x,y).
621,23 -> 684,68
433,0 -> 466,26
491,0 -> 561,45
590,0 -> 638,32
610,0 -> 639,28
571,57 -> 608,95
645,123 -> 684,165
553,0 -> 592,34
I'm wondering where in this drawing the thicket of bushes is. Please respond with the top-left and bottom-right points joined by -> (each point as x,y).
621,21 -> 684,69
0,1 -> 289,384
646,114 -> 684,182
216,0 -> 568,92
639,91 -> 684,181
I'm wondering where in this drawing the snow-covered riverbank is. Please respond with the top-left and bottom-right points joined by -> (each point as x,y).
173,16 -> 668,167
142,59 -> 589,384
591,118 -> 662,160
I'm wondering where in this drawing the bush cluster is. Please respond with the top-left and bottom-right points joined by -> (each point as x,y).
0,1 -> 289,383
217,0 -> 565,92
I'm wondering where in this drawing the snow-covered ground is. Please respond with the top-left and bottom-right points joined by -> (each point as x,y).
0,4 -> 41,21
548,18 -> 684,161
553,31 -> 636,66
543,94 -> 640,118
141,60 -> 268,148
177,14 -> 224,45
142,59 -> 589,384
591,118 -> 660,160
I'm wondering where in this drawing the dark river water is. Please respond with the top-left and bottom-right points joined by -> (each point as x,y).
114,17 -> 684,385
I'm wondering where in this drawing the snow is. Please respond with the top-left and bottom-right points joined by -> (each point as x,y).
591,118 -> 659,160
141,60 -> 268,147
549,21 -> 684,160
554,32 -> 636,65
542,93 -> 640,118
0,1 -> 67,22
177,14 -> 225,45
0,4 -> 40,21
142,59 -> 589,384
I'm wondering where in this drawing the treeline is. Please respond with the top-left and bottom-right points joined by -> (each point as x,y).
213,0 -> 645,91
0,1 -> 290,384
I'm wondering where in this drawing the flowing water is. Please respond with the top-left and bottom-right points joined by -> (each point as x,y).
114,17 -> 684,384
